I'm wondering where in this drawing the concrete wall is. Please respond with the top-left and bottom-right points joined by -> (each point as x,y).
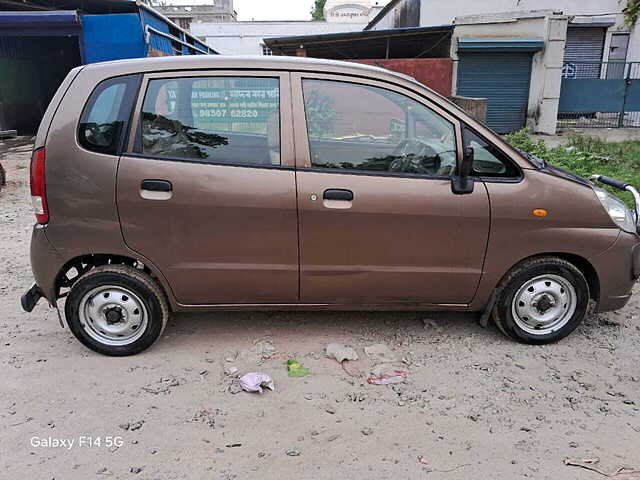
350,58 -> 453,96
372,0 -> 622,28
191,21 -> 367,55
451,11 -> 567,134
419,0 -> 621,28
370,0 -> 639,63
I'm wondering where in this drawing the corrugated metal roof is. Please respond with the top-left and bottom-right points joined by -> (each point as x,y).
0,10 -> 78,25
458,37 -> 544,52
265,24 -> 453,47
263,25 -> 452,60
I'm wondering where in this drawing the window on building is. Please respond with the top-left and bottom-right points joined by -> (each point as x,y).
172,17 -> 192,30
140,76 -> 281,166
302,79 -> 457,176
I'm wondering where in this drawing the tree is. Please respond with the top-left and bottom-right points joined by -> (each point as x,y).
623,0 -> 640,26
311,0 -> 327,21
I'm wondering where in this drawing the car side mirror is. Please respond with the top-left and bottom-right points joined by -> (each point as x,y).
452,146 -> 475,195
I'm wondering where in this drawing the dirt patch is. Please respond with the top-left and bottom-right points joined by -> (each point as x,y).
1,138 -> 639,479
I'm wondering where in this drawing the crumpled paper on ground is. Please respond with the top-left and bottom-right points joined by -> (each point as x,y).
364,343 -> 399,363
367,362 -> 409,385
326,343 -> 358,363
239,372 -> 275,393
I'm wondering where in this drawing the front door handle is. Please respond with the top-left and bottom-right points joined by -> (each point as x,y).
323,189 -> 353,201
141,179 -> 172,192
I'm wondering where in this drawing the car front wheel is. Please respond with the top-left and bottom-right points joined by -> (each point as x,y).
492,256 -> 590,344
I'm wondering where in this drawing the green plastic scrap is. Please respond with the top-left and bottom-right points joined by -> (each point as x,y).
287,359 -> 309,377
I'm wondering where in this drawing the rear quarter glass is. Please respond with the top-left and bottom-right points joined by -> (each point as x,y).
77,75 -> 141,156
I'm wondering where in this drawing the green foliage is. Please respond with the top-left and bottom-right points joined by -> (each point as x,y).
311,0 -> 327,20
504,129 -> 548,157
287,359 -> 310,377
623,0 -> 640,27
304,90 -> 337,138
505,129 -> 640,207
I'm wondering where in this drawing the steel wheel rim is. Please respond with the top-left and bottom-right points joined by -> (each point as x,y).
511,274 -> 577,335
78,285 -> 148,346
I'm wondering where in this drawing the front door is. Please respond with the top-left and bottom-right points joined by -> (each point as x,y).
117,72 -> 299,305
292,74 -> 490,305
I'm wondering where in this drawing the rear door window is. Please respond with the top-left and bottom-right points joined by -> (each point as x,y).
78,75 -> 140,155
139,76 -> 281,166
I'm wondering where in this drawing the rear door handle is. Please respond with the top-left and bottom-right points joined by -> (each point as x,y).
141,179 -> 172,192
323,189 -> 353,201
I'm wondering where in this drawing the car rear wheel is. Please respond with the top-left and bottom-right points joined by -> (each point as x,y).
492,257 -> 590,344
65,265 -> 169,356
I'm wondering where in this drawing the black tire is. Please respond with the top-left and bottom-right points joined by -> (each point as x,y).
492,256 -> 590,344
65,265 -> 169,356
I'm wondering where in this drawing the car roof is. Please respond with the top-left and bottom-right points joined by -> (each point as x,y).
82,54 -> 418,85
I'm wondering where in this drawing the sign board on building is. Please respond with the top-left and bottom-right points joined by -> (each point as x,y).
326,3 -> 371,23
562,63 -> 577,79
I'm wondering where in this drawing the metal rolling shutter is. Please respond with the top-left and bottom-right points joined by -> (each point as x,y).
456,52 -> 533,133
564,27 -> 606,78
564,27 -> 606,63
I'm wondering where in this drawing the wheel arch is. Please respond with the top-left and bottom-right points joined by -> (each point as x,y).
53,253 -> 174,310
496,252 -> 600,304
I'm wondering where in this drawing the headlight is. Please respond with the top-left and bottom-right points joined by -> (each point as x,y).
593,186 -> 637,233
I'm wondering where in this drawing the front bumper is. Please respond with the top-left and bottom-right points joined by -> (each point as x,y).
589,175 -> 640,312
591,230 -> 640,312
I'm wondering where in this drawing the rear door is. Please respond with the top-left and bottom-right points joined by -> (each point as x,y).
291,73 -> 491,305
117,71 -> 298,305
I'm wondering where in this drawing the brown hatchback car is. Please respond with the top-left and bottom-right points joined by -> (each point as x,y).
21,56 -> 640,356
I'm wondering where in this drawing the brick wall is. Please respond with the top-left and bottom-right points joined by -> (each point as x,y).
349,58 -> 453,96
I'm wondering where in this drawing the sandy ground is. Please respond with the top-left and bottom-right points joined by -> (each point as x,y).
1,137 -> 640,480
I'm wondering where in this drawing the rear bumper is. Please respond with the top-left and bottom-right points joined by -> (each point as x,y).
592,231 -> 640,312
29,225 -> 64,305
21,284 -> 43,312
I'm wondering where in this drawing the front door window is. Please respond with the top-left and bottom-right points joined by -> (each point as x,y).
302,79 -> 457,176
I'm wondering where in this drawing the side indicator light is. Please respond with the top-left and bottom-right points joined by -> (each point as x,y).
532,209 -> 548,217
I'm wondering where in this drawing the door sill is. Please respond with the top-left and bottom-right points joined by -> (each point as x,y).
173,302 -> 469,312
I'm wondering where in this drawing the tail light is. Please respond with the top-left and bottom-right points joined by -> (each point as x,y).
30,148 -> 48,224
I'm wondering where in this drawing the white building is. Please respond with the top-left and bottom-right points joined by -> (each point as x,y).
192,0 -> 390,55
191,21 -> 367,55
367,0 -> 639,133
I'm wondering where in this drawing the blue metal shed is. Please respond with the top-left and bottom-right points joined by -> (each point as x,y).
0,0 -> 217,133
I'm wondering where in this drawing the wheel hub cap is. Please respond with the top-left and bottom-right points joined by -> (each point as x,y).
78,285 -> 148,346
104,306 -> 124,325
533,294 -> 554,314
511,274 -> 577,335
